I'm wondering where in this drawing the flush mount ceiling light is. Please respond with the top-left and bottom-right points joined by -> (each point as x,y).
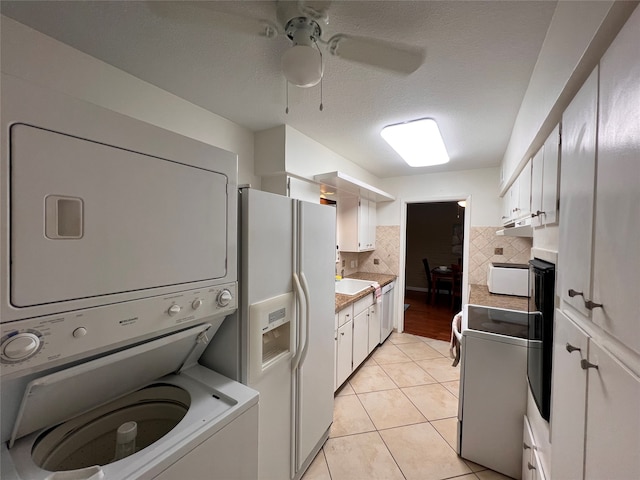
380,118 -> 449,167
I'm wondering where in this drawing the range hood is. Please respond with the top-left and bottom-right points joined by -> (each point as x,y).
496,219 -> 533,237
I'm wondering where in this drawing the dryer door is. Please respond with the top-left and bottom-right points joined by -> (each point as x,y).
10,124 -> 229,307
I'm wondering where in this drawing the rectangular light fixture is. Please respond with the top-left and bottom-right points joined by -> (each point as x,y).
380,118 -> 449,167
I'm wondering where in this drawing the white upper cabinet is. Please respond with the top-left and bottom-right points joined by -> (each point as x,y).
558,67 -> 598,319
531,126 -> 560,227
337,197 -> 376,252
541,126 -> 560,225
559,7 -> 640,355
261,174 -> 321,203
530,147 -> 544,227
591,11 -> 640,355
517,159 -> 532,220
502,159 -> 531,225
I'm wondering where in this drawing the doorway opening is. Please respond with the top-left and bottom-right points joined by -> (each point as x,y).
403,201 -> 465,340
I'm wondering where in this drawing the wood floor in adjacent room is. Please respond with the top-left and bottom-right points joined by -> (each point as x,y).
403,290 -> 460,341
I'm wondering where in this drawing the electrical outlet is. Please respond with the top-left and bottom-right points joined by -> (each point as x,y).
495,247 -> 504,255
373,258 -> 380,265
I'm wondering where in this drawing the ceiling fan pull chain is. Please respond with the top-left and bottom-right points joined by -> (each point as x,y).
314,39 -> 324,112
286,80 -> 289,114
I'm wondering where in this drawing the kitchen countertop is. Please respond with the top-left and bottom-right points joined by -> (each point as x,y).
335,273 -> 396,312
468,284 -> 528,311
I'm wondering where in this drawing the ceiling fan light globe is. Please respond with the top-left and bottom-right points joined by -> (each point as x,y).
281,45 -> 323,88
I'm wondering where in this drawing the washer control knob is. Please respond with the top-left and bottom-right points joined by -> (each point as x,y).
168,304 -> 182,316
217,289 -> 233,307
73,327 -> 88,338
192,299 -> 203,310
2,333 -> 41,360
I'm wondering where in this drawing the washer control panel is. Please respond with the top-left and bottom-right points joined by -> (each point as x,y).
0,282 -> 236,378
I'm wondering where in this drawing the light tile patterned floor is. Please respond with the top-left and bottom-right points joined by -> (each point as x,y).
301,332 -> 513,480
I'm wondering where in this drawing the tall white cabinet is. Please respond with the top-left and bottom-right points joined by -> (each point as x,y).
552,8 -> 640,480
558,68 -> 598,319
551,312 -> 640,479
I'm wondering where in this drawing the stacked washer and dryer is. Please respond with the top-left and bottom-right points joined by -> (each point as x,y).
0,75 -> 259,479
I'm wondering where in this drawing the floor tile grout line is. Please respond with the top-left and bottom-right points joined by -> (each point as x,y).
324,332 -> 482,480
374,427 -> 410,480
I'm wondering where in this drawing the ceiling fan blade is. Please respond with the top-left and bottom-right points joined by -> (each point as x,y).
297,0 -> 332,23
326,34 -> 425,74
148,1 -> 281,39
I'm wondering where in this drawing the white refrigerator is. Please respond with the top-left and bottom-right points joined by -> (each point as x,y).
239,188 -> 336,480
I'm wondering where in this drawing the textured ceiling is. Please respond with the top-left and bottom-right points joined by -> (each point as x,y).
1,1 -> 557,178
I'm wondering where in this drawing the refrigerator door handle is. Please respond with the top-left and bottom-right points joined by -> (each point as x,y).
291,272 -> 306,370
298,271 -> 312,368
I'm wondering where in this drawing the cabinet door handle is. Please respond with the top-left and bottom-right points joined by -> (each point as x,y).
527,462 -> 536,471
568,289 -> 603,310
581,359 -> 599,370
340,332 -> 345,336
584,300 -> 603,310
566,343 -> 581,354
523,442 -> 531,450
568,289 -> 584,298
531,210 -> 545,218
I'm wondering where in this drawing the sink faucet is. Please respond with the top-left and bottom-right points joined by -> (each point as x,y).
341,269 -> 344,278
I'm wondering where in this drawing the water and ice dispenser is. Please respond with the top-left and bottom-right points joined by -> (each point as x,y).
248,293 -> 294,383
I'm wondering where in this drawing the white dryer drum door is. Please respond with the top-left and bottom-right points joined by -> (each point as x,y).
10,124 -> 228,307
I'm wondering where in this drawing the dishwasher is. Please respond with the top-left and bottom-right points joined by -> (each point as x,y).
380,281 -> 395,343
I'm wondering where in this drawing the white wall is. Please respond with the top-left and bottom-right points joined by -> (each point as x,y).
284,126 -> 382,187
379,167 -> 501,227
500,1 -> 635,192
1,16 -> 258,187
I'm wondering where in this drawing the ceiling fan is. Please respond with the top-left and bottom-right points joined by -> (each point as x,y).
151,1 -> 425,88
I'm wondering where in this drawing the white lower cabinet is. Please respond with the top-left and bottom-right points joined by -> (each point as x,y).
523,417 -> 548,480
352,308 -> 369,368
334,293 -> 383,391
367,302 -> 380,353
550,310 -> 588,480
550,311 -> 640,479
335,319 -> 353,390
583,341 -> 640,479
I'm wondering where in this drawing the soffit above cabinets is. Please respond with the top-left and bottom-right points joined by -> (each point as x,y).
314,171 -> 395,203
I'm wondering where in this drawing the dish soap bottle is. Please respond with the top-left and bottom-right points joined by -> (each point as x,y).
113,421 -> 137,461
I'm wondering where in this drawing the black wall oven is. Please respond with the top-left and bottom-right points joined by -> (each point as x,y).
527,258 -> 555,421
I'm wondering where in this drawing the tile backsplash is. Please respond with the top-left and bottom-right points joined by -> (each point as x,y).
338,225 -> 529,288
468,226 -> 532,285
339,226 -> 400,277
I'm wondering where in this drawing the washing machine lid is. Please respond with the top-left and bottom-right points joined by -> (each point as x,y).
9,323 -> 212,448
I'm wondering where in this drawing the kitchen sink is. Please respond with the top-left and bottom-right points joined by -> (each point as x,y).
335,278 -> 373,296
